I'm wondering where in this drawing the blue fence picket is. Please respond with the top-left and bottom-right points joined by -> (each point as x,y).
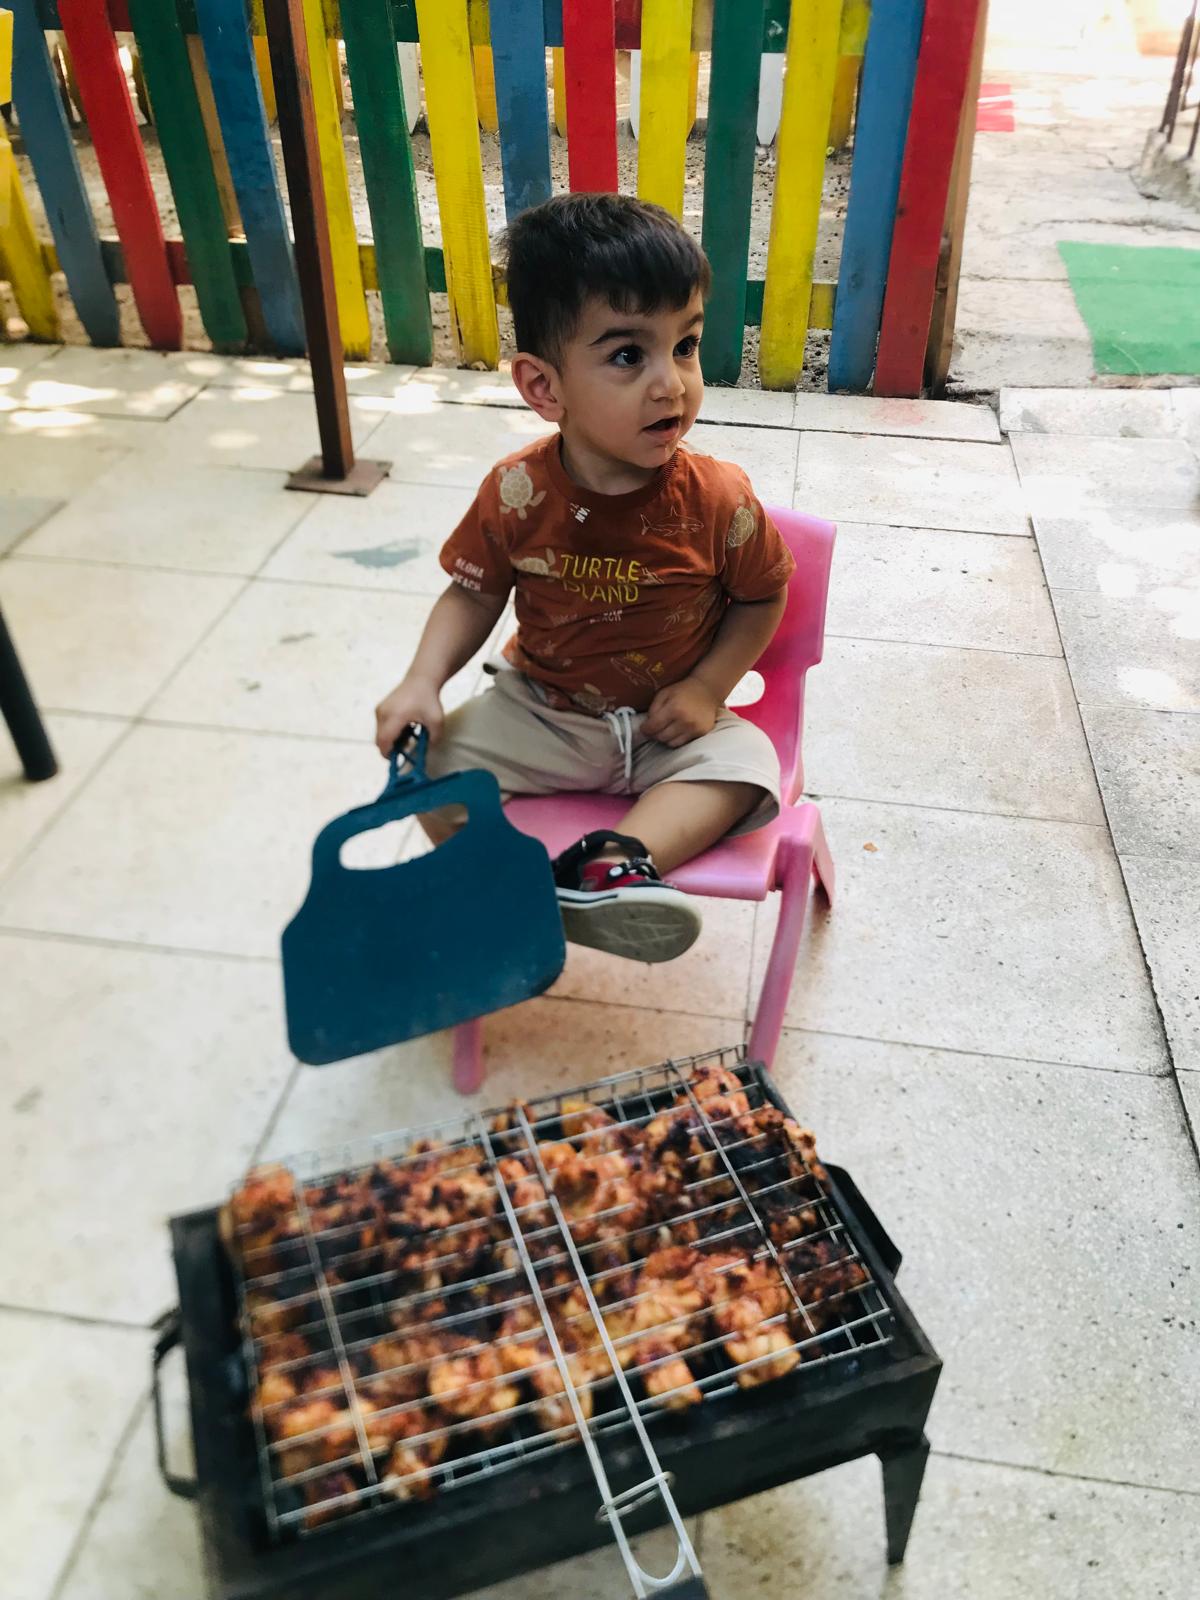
10,0 -> 120,346
193,0 -> 305,355
828,0 -> 925,392
490,0 -> 552,220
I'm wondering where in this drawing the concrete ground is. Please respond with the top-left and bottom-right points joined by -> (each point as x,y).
951,4 -> 1200,393
0,344 -> 1197,1599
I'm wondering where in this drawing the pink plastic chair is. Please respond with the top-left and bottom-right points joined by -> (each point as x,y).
452,507 -> 837,1093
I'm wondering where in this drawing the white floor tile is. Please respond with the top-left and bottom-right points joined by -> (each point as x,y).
795,391 -> 1001,443
22,458 -> 312,575
0,723 -> 390,958
701,1451 -> 1200,1599
999,385 -> 1178,438
0,1309 -> 145,1600
263,996 -> 738,1156
0,430 -> 127,498
1012,432 -> 1200,516
0,342 -> 62,381
1081,705 -> 1199,858
0,346 -> 206,419
0,934 -> 291,1322
806,637 -> 1104,822
765,798 -> 1166,1070
825,521 -> 1062,656
145,579 -> 466,738
0,405 -> 162,452
408,364 -> 522,407
774,1033 -> 1200,1488
0,494 -> 62,557
1052,587 -> 1200,713
0,713 -> 128,880
261,478 -> 475,594
699,386 -> 796,428
151,388 -> 384,472
0,559 -> 242,716
687,422 -> 800,506
55,1403 -> 203,1600
795,434 -> 1028,535
365,404 -> 554,488
1031,504 -> 1200,595
1123,856 -> 1200,1074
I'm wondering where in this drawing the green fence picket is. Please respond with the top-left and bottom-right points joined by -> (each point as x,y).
701,0 -> 766,385
340,0 -> 433,365
125,0 -> 246,348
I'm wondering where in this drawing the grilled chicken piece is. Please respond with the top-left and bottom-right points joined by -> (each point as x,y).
711,1259 -> 799,1386
273,1394 -> 361,1477
427,1342 -> 521,1435
381,1407 -> 448,1501
302,1469 -> 359,1528
560,1098 -> 626,1153
258,1331 -> 314,1370
686,1062 -> 751,1121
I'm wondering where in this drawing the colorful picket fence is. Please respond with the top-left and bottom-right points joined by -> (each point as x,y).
1,1 -> 985,396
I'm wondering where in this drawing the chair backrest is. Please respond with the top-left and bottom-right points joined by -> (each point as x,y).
735,506 -> 836,804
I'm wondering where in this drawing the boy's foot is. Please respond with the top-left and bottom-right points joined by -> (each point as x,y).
551,831 -> 702,963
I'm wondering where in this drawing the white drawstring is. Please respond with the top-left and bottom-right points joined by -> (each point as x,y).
603,706 -> 637,790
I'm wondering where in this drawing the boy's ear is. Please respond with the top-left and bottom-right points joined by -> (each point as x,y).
511,351 -> 565,422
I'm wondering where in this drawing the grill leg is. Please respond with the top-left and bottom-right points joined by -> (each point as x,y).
879,1432 -> 930,1564
0,604 -> 58,782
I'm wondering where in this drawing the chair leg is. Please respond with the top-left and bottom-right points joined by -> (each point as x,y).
451,1018 -> 485,1095
747,843 -> 813,1069
811,806 -> 835,905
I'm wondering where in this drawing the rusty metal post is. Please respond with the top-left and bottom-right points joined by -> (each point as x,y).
262,0 -> 389,494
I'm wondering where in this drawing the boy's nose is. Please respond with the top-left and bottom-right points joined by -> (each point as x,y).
648,359 -> 686,401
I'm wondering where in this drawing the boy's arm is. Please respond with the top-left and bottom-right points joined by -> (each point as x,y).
374,583 -> 507,755
643,589 -> 787,748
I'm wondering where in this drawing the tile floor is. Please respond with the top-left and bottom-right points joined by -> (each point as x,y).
0,350 -> 1197,1600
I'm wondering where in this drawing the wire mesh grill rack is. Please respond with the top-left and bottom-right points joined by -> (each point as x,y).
223,1047 -> 894,1582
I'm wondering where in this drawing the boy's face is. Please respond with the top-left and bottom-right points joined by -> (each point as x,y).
517,291 -> 705,475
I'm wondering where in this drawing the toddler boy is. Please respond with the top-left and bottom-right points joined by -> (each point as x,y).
374,193 -> 795,963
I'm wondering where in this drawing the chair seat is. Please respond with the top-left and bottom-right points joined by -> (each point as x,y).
505,794 -> 821,901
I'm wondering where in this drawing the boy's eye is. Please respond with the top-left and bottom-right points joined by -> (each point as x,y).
676,335 -> 701,357
611,345 -> 643,368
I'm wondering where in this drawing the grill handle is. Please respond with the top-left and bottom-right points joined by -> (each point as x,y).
152,1307 -> 199,1501
826,1164 -> 902,1276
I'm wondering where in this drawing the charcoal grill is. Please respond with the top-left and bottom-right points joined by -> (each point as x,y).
156,1049 -> 940,1599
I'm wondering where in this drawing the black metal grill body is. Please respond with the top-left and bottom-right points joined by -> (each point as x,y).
161,1059 -> 940,1600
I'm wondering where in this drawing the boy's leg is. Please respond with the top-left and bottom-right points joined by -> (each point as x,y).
615,779 -> 763,875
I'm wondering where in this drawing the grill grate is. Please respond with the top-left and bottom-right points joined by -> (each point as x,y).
224,1048 -> 894,1562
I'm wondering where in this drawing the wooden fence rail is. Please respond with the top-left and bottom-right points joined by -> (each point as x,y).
1,0 -> 984,395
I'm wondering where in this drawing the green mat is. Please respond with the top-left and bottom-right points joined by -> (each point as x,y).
1058,241 -> 1200,376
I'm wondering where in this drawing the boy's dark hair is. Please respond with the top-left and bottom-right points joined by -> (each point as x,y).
502,193 -> 711,364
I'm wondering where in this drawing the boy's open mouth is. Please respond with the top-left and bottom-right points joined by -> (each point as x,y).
644,416 -> 682,436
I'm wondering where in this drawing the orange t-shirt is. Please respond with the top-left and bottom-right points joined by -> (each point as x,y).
439,434 -> 795,715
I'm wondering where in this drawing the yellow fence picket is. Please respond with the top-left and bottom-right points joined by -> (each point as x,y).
474,46 -> 499,133
299,0 -> 370,358
552,46 -> 567,138
0,140 -> 61,340
415,0 -> 499,366
637,0 -> 694,218
760,0 -> 840,388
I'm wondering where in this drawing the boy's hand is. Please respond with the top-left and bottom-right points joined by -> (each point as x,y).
643,677 -> 722,748
374,676 -> 444,757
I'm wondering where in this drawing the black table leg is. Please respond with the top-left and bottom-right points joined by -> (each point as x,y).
879,1433 -> 930,1564
0,603 -> 58,782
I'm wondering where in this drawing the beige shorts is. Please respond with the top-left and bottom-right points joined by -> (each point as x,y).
426,669 -> 781,837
